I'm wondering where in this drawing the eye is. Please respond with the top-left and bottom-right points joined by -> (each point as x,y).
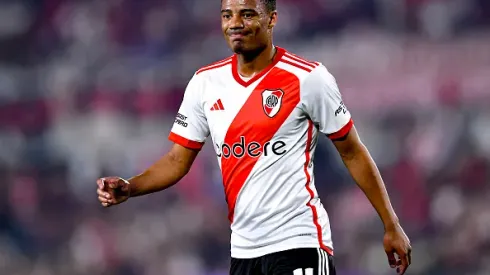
243,13 -> 253,19
222,14 -> 231,19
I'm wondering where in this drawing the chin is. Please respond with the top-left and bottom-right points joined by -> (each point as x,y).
232,44 -> 264,57
229,41 -> 246,54
232,46 -> 245,54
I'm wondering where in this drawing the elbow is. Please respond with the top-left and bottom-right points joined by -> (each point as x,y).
167,150 -> 193,178
339,142 -> 367,162
179,164 -> 192,177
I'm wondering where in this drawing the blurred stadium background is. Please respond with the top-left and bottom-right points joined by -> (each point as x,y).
0,0 -> 489,274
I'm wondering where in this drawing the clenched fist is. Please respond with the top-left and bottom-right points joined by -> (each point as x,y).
96,177 -> 130,207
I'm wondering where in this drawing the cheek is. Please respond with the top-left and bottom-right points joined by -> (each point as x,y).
254,26 -> 267,37
248,21 -> 263,34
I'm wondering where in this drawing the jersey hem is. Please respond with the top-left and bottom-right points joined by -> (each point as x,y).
230,241 -> 334,259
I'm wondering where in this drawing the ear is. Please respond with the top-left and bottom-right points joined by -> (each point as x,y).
268,11 -> 277,29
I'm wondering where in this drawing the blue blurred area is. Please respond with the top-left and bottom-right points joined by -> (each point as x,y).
0,0 -> 489,274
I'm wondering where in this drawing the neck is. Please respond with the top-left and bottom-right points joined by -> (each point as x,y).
236,43 -> 276,78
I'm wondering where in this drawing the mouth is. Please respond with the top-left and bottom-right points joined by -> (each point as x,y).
228,32 -> 248,40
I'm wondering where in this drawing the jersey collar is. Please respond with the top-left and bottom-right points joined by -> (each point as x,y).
231,46 -> 285,88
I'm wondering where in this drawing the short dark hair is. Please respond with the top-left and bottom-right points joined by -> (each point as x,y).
261,0 -> 276,12
220,0 -> 276,13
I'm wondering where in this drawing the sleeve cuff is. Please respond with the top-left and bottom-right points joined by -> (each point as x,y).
168,132 -> 204,150
327,119 -> 354,140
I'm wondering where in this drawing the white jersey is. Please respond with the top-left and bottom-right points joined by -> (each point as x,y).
169,47 -> 353,259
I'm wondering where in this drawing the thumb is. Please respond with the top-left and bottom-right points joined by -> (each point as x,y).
120,180 -> 130,193
106,177 -> 124,189
385,249 -> 397,268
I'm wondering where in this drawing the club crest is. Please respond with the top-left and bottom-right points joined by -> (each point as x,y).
261,89 -> 284,118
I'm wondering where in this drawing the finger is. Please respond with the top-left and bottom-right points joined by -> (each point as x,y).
407,248 -> 412,265
97,178 -> 105,189
104,178 -> 122,189
397,265 -> 407,275
385,250 -> 397,268
98,196 -> 110,204
396,250 -> 409,275
96,188 -> 105,196
101,202 -> 110,207
97,188 -> 111,199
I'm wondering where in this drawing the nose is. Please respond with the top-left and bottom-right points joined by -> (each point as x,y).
229,14 -> 244,30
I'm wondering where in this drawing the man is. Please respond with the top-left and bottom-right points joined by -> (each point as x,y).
96,0 -> 412,274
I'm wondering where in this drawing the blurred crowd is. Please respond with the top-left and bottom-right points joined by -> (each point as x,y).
0,0 -> 489,274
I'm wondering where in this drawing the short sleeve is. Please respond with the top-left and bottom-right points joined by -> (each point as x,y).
302,65 -> 353,140
168,74 -> 210,150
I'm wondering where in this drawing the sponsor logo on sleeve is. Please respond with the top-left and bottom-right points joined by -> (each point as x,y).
334,101 -> 347,117
174,113 -> 188,127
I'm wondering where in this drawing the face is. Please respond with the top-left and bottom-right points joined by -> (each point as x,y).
221,0 -> 277,54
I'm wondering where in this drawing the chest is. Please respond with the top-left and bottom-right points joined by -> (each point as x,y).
201,72 -> 304,144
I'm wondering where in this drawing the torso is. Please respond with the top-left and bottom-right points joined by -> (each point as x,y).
195,47 -> 334,258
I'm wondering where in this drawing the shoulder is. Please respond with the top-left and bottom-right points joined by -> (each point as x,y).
276,50 -> 322,77
303,64 -> 337,89
184,56 -> 233,97
277,50 -> 337,91
195,56 -> 233,76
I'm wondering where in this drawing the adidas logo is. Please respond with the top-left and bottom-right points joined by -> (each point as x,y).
210,99 -> 225,111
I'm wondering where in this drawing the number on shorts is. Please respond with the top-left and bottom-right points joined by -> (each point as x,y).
293,268 -> 313,275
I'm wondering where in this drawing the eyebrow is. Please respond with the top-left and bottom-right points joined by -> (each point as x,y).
221,8 -> 258,13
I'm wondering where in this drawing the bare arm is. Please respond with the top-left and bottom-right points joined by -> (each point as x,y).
127,143 -> 200,197
332,126 -> 399,230
332,126 -> 411,274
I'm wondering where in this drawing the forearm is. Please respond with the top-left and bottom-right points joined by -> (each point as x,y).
127,152 -> 191,197
341,144 -> 399,230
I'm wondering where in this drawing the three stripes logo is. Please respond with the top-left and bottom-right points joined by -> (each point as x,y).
210,99 -> 225,111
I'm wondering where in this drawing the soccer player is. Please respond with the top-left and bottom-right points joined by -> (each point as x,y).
96,0 -> 412,274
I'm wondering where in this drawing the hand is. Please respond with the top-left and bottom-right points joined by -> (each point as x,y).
384,223 -> 412,274
96,177 -> 130,207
